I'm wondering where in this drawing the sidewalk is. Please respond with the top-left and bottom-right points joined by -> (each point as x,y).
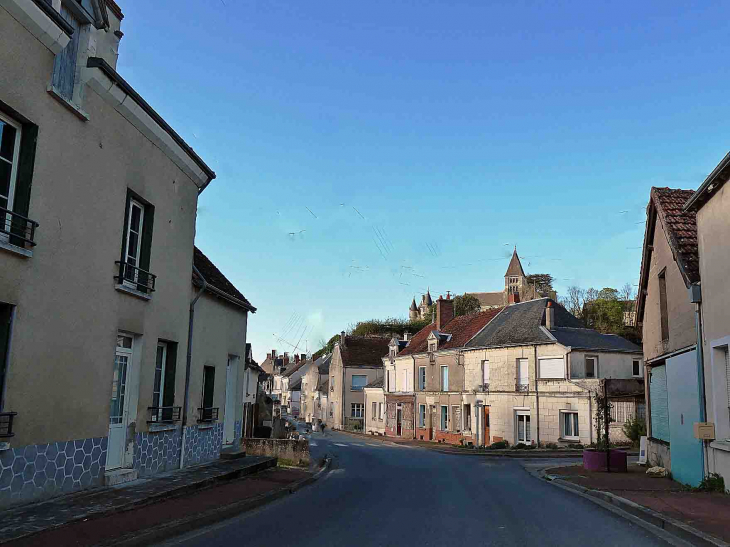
0,455 -> 278,545
546,463 -> 730,545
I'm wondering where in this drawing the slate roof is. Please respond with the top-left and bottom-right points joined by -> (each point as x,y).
193,247 -> 256,312
505,249 -> 526,277
283,359 -> 308,378
653,188 -> 699,284
399,308 -> 504,356
410,298 -> 418,311
364,377 -> 384,388
467,298 -> 583,348
319,379 -> 329,393
467,292 -> 504,308
315,354 -> 332,375
551,327 -> 642,353
340,336 -> 390,368
290,378 -> 302,391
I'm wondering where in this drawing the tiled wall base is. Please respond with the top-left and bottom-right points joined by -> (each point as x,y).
134,428 -> 181,477
183,423 -> 223,466
0,437 -> 107,508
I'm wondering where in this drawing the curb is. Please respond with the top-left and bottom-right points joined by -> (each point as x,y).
1,458 -> 278,546
531,466 -> 730,547
107,456 -> 333,547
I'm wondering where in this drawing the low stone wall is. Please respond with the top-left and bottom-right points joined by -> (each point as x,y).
243,438 -> 310,467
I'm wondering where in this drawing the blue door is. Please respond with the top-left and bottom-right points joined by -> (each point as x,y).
666,350 -> 703,486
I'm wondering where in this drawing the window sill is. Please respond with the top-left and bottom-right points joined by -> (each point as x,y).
115,284 -> 152,301
710,441 -> 730,452
197,423 -> 217,430
47,86 -> 90,121
558,437 -> 580,443
149,423 -> 179,433
0,240 -> 32,258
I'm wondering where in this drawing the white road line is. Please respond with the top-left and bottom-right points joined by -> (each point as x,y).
334,443 -> 348,447
309,442 -> 317,446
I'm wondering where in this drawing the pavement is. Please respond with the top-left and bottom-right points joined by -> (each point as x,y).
547,463 -> 730,545
159,429 -> 671,547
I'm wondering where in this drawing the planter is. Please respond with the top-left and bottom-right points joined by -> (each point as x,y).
582,449 -> 628,472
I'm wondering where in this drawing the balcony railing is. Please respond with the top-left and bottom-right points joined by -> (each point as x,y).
481,383 -> 490,392
115,260 -> 156,293
515,383 -> 529,393
197,407 -> 219,423
0,412 -> 17,438
1,207 -> 39,248
147,406 -> 181,424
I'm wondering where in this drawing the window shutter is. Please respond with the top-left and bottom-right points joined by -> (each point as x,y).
163,343 -> 177,408
9,124 -> 38,247
138,203 -> 154,291
0,305 -> 12,410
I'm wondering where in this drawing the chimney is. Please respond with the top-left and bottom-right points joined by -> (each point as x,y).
340,331 -> 346,348
266,352 -> 272,360
301,353 -> 306,362
436,297 -> 454,330
271,349 -> 277,359
545,301 -> 554,330
294,354 -> 300,364
508,292 -> 521,305
403,331 -> 410,342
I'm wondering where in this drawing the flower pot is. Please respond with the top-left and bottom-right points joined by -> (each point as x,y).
582,449 -> 628,472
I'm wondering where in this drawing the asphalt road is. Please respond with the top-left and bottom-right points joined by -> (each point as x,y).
157,428 -> 668,547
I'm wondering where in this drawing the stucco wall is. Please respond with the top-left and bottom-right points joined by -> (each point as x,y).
642,216 -> 696,361
570,351 -> 643,380
0,6 -> 201,464
363,388 -> 385,435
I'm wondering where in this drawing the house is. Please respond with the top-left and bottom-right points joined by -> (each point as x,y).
327,333 -> 388,431
241,343 -> 265,438
301,353 -> 331,424
684,156 -> 730,486
463,298 -> 642,447
363,378 -> 386,435
637,187 -> 704,485
280,354 -> 307,413
289,378 -> 302,418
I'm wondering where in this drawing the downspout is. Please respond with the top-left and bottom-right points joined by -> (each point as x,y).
534,345 -> 540,447
690,283 -> 707,476
179,264 -> 208,469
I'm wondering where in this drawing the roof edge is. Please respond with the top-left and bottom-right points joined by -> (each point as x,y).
684,152 -> 730,212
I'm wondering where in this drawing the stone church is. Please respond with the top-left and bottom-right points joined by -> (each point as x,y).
408,248 -> 556,320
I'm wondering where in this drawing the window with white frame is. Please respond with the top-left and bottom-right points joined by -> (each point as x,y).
419,404 -> 426,428
418,366 -> 426,390
482,360 -> 489,389
151,342 -> 167,419
517,358 -> 528,389
378,402 -> 383,420
515,411 -> 530,444
351,403 -> 364,418
0,113 -> 21,221
440,365 -> 449,391
561,411 -> 579,440
120,191 -> 155,292
351,375 -> 367,391
633,359 -> 641,377
372,402 -> 377,421
429,340 -> 437,352
585,356 -> 597,378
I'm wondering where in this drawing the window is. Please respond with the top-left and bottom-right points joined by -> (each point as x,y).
516,412 -> 531,444
351,374 -> 367,391
119,191 -> 155,292
0,113 -> 21,223
633,360 -> 641,377
539,358 -> 564,379
419,404 -> 426,428
111,334 -> 133,425
452,405 -> 460,432
378,402 -> 383,420
201,366 -> 216,421
517,358 -> 528,389
0,304 -> 13,412
429,340 -> 437,352
51,4 -> 83,102
464,404 -> 471,430
418,366 -> 426,390
561,411 -> 579,440
152,342 -> 166,413
351,403 -> 364,418
440,365 -> 449,391
658,270 -> 669,343
440,405 -> 448,430
372,402 -> 377,421
482,360 -> 490,389
585,357 -> 597,378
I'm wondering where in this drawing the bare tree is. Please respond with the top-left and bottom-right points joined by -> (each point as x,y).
560,285 -> 586,318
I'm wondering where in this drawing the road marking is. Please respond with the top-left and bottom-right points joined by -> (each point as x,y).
309,442 -> 317,446
334,443 -> 348,447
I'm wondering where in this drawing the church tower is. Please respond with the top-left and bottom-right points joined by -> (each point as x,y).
504,247 -> 527,305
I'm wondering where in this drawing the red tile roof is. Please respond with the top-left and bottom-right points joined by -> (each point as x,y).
399,308 -> 504,356
193,246 -> 256,311
340,336 -> 390,368
653,188 -> 699,284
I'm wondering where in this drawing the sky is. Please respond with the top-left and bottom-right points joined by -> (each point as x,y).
117,0 -> 729,362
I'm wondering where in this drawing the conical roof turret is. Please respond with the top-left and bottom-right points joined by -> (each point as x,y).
505,247 -> 526,277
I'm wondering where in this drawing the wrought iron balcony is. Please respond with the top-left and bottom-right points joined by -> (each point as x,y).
147,406 -> 181,424
481,383 -> 490,392
197,407 -> 219,423
1,207 -> 39,248
515,383 -> 529,393
115,260 -> 156,293
0,412 -> 17,438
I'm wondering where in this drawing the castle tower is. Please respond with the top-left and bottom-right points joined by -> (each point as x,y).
504,247 -> 526,305
409,297 -> 418,321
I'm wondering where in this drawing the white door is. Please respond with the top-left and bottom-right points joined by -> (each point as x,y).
516,412 -> 531,444
223,358 -> 237,445
108,334 -> 133,469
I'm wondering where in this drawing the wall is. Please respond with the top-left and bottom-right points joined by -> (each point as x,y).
364,389 -> 386,435
342,367 -> 381,427
327,345 -> 344,429
642,216 -> 697,362
570,351 -> 643,380
243,438 -> 310,467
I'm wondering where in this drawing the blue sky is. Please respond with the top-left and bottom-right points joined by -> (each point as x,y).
119,0 -> 727,361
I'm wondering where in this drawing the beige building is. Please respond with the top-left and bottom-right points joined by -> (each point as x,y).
327,334 -> 388,431
0,0 -> 254,506
637,187 -> 704,486
363,378 -> 386,435
301,353 -> 331,424
684,158 -> 730,486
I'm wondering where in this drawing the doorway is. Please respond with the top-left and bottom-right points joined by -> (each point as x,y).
108,334 -> 133,470
396,406 -> 402,436
484,406 -> 490,446
223,357 -> 237,446
516,411 -> 531,444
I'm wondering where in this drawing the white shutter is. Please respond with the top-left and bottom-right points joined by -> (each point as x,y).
539,358 -> 565,379
517,359 -> 528,384
483,360 -> 490,384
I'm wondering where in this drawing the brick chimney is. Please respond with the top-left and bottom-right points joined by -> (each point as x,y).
545,301 -> 554,330
403,331 -> 410,342
301,353 -> 307,362
436,297 -> 454,330
271,349 -> 277,359
508,292 -> 521,305
340,331 -> 346,348
294,354 -> 300,364
266,352 -> 272,360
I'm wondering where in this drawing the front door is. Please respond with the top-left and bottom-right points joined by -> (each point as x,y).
516,412 -> 531,444
484,406 -> 490,445
223,358 -> 237,446
396,408 -> 402,436
108,334 -> 133,470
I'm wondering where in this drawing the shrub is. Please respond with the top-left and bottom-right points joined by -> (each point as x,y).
567,443 -> 584,449
622,415 -> 647,444
488,440 -> 509,450
697,473 -> 726,493
545,442 -> 559,450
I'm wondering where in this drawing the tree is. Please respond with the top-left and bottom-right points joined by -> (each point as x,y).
560,285 -> 587,318
525,273 -> 555,296
453,294 -> 481,317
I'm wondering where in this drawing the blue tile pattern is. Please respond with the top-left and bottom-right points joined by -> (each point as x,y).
234,420 -> 242,441
0,437 -> 106,508
133,428 -> 182,477
183,423 -> 223,466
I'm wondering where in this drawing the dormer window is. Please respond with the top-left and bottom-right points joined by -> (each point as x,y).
428,341 -> 437,352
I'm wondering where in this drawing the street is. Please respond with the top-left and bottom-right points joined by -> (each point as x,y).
157,429 -> 667,547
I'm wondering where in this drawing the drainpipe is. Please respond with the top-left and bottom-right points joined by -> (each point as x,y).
690,283 -> 707,477
534,345 -> 540,447
179,264 -> 208,469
